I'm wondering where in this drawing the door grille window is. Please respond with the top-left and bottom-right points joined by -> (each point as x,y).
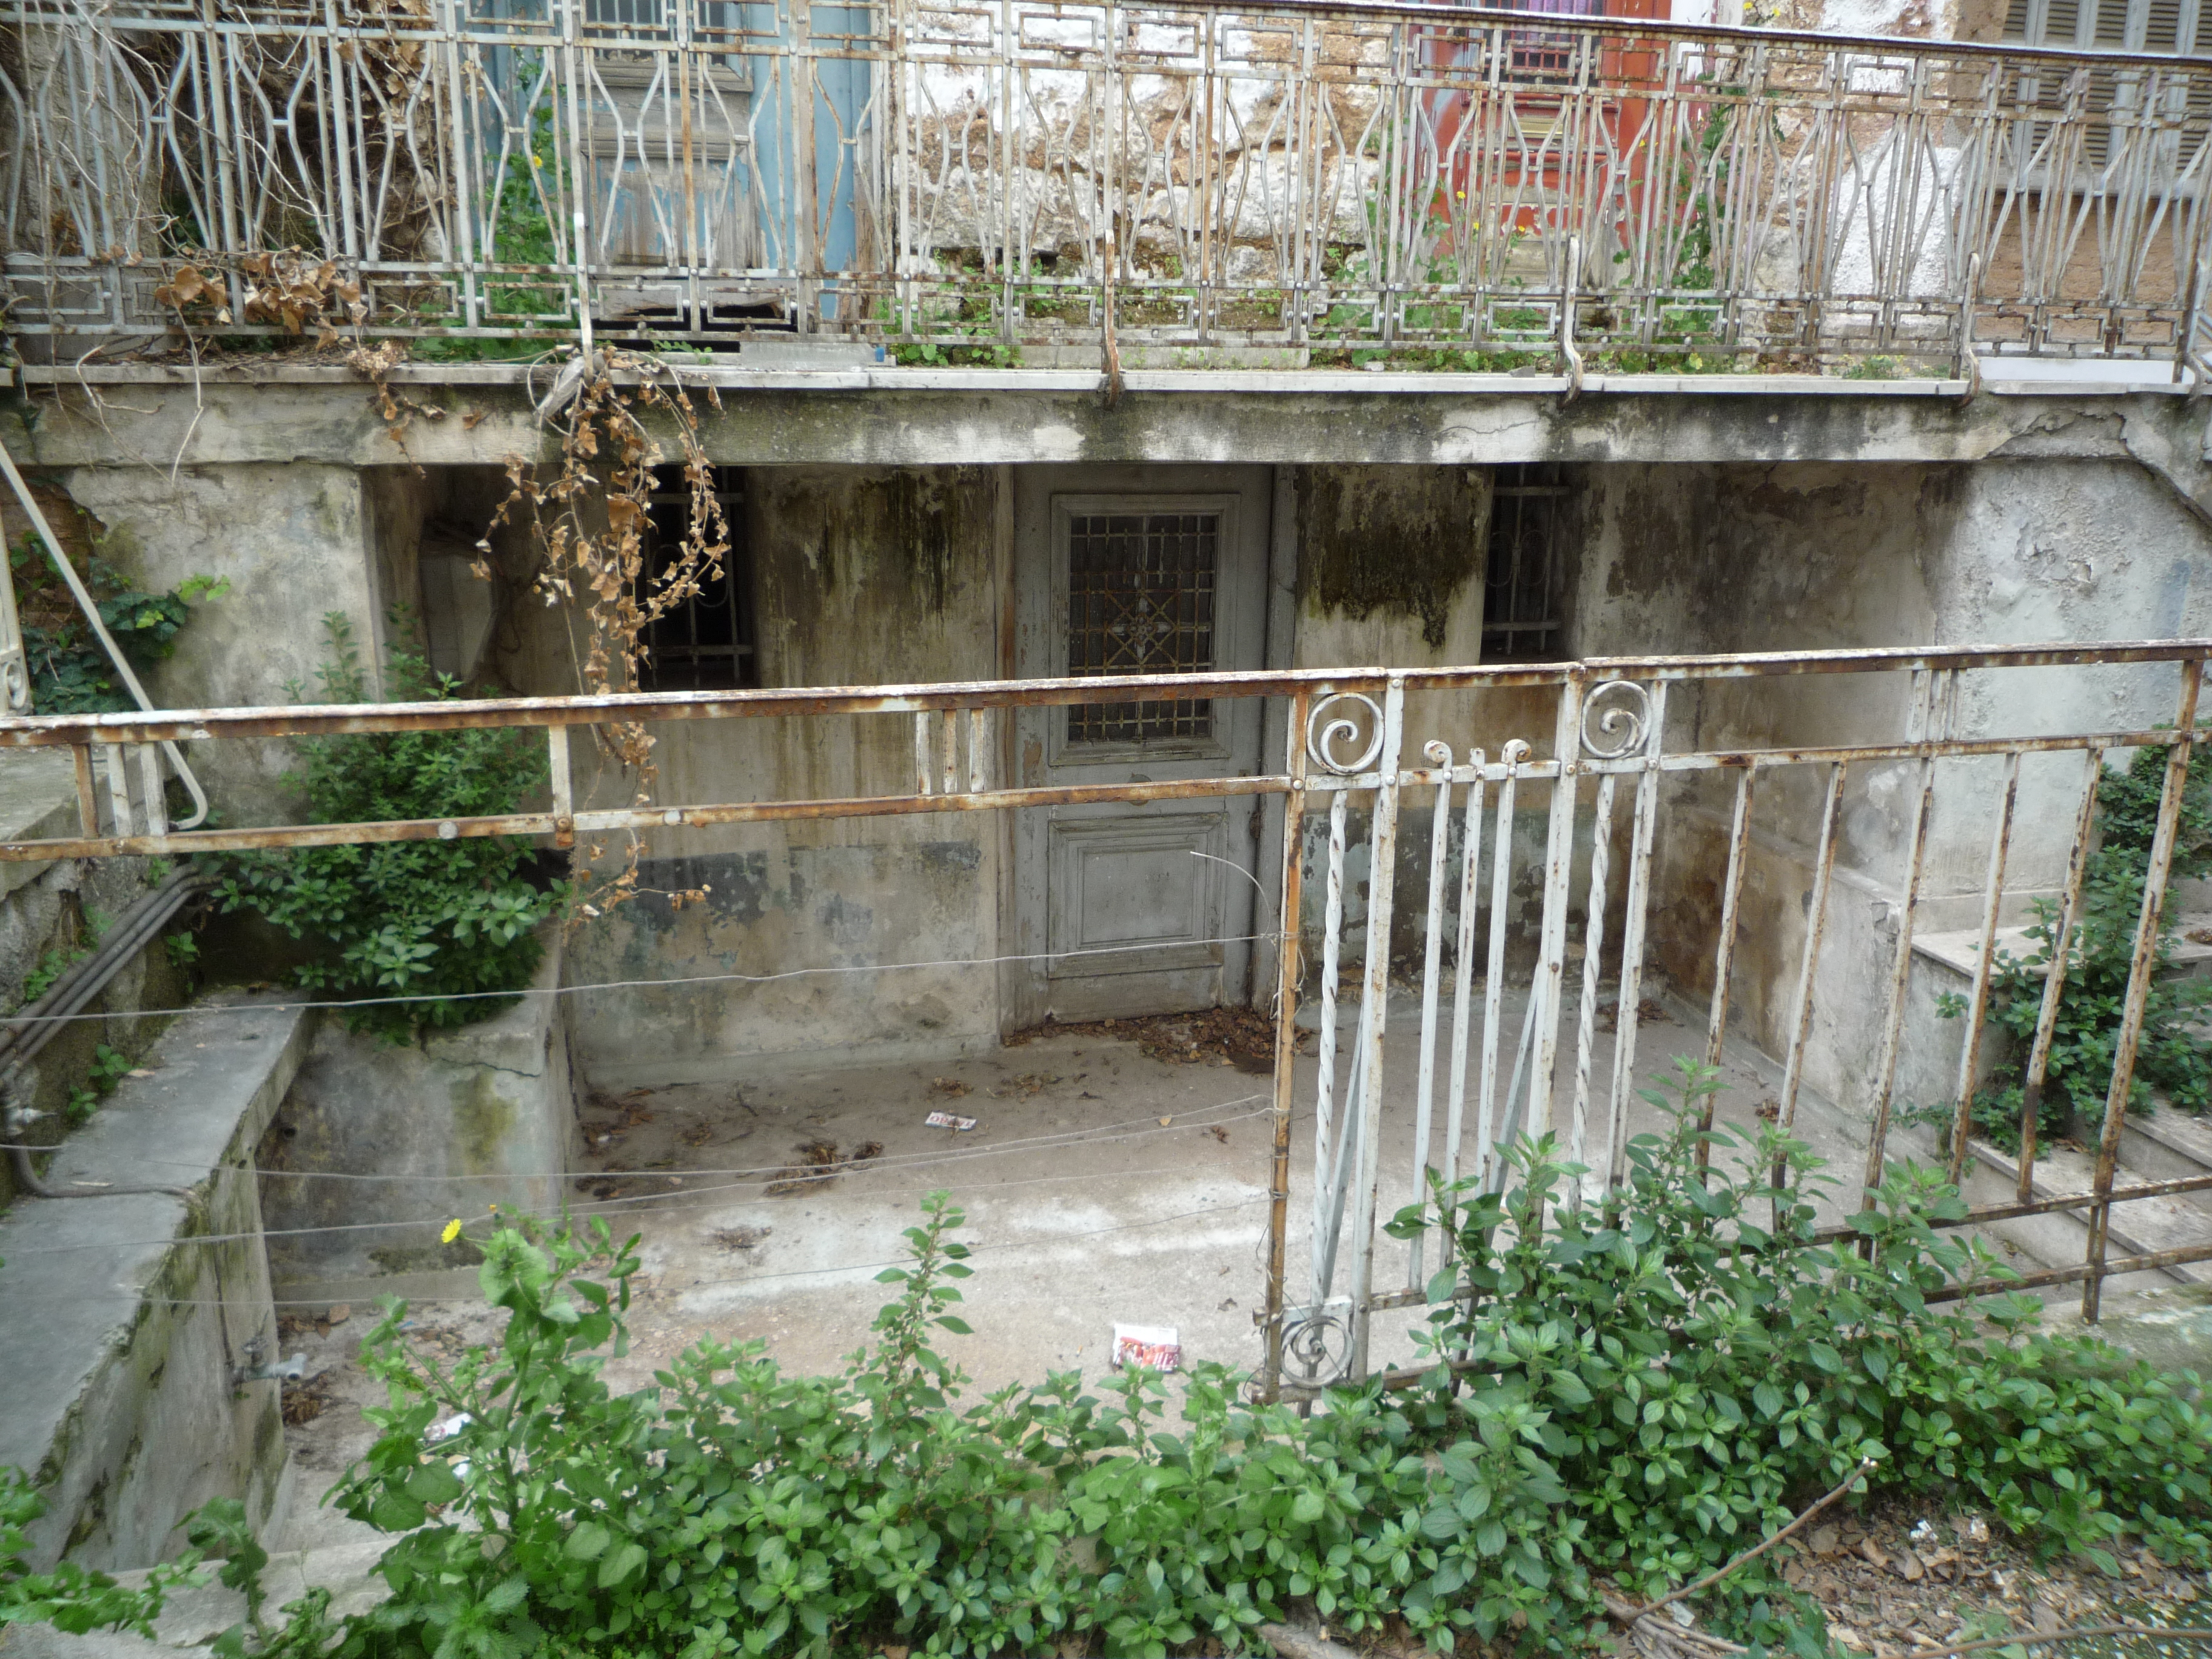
1483,464 -> 1567,660
1066,511 -> 1218,743
635,464 -> 755,692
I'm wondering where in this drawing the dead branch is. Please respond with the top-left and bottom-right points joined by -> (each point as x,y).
1621,1456 -> 1878,1627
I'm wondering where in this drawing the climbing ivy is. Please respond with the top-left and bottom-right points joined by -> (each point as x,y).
9,532 -> 230,714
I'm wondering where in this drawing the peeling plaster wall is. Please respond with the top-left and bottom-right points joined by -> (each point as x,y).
48,463 -> 427,821
1289,465 -> 1500,967
1584,459 -> 2212,1123
528,466 -> 1010,1079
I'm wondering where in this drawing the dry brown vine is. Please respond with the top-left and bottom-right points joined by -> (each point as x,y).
486,347 -> 727,925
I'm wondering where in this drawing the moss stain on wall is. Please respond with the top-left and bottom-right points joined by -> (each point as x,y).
1295,466 -> 1489,648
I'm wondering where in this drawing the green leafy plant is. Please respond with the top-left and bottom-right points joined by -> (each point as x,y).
184,1496 -> 272,1654
17,942 -> 89,1008
215,612 -> 558,1036
63,1042 -> 135,1127
10,532 -> 229,715
1940,740 -> 2212,1152
0,1469 -> 204,1640
32,1068 -> 2183,1659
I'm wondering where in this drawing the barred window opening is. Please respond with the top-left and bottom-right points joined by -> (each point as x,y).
634,464 -> 756,692
1483,464 -> 1568,662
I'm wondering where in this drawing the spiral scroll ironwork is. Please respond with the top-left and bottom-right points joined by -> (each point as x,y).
1305,692 -> 1386,776
1279,1305 -> 1353,1387
1580,680 -> 1653,761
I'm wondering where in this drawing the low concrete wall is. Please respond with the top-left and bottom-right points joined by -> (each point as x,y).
258,937 -> 581,1289
0,993 -> 310,1572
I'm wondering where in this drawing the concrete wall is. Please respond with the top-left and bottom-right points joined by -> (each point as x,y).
1592,458 -> 2212,1124
47,463 -> 430,820
19,440 -> 2206,1095
523,465 -> 1010,1079
257,939 -> 582,1287
0,995 -> 308,1572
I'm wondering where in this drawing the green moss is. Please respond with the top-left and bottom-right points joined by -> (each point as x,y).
368,1236 -> 486,1274
1294,466 -> 1489,649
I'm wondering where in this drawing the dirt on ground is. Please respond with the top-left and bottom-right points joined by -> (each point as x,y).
1008,1006 -> 1292,1072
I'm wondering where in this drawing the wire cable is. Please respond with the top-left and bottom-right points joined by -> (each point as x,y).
0,1102 -> 1278,1256
0,929 -> 1288,1031
4,1193 -> 1275,1309
12,1092 -> 1273,1184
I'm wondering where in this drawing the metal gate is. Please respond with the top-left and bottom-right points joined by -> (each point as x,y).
1267,652 -> 2211,1398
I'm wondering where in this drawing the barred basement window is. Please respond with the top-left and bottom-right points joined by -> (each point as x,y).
1482,464 -> 1568,660
634,465 -> 756,692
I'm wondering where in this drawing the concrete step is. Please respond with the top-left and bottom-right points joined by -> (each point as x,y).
1963,1133 -> 2212,1290
0,993 -> 315,1574
0,1534 -> 392,1659
1914,911 -> 2212,986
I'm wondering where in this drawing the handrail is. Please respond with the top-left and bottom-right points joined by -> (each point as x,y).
0,639 -> 2202,747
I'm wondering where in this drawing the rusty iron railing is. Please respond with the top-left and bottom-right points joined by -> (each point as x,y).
1,0 -> 2208,368
1,642 -> 2209,1396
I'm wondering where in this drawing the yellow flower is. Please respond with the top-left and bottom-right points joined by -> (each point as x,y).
441,1218 -> 463,1244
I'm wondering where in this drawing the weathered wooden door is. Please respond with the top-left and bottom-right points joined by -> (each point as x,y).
1010,466 -> 1273,1025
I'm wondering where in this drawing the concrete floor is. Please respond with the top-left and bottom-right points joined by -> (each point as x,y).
263,977 -> 2212,1559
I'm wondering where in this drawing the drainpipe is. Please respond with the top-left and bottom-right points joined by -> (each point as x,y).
2,870 -> 210,1199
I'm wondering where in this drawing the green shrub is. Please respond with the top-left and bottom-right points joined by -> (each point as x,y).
1940,740 -> 2212,1152
215,614 -> 557,1036
55,1060 -> 2183,1659
10,532 -> 228,714
0,1468 -> 203,1640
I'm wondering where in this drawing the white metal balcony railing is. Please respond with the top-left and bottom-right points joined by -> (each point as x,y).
0,0 -> 2208,367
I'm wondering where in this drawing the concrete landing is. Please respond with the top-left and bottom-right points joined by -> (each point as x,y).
0,993 -> 312,1570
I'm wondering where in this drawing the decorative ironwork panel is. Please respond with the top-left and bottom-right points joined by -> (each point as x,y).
1066,511 -> 1217,743
0,0 -> 2205,365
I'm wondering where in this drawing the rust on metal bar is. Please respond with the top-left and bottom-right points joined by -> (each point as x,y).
1863,672 -> 1944,1210
1778,762 -> 1846,1133
70,744 -> 97,837
2083,659 -> 2202,1322
2017,748 -> 2105,1198
1949,750 -> 2020,1185
1698,766 -> 1757,1175
1809,1170 -> 2212,1242
0,776 -> 1296,861
3,645 -> 2208,750
1928,1239 -> 2212,1304
1262,689 -> 1312,1404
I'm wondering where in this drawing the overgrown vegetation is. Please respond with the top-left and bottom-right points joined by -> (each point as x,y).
0,1469 -> 207,1642
15,1062 -> 2203,1659
9,531 -> 229,714
1937,740 -> 2212,1153
213,614 -> 557,1036
483,349 -> 728,922
63,1042 -> 134,1128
